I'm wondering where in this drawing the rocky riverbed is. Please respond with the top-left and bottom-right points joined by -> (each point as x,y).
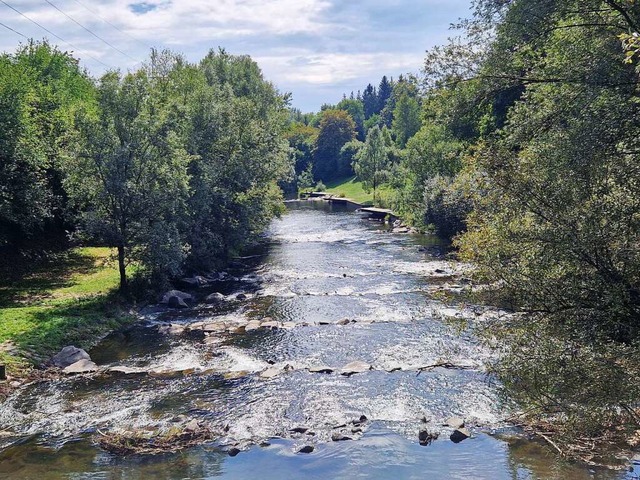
0,201 -> 633,479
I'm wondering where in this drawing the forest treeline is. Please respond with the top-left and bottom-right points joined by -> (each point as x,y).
0,44 -> 290,291
285,0 -> 640,455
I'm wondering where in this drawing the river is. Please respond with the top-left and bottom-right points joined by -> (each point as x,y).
0,201 -> 633,479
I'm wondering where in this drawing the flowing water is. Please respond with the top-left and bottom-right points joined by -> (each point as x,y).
0,201 -> 636,479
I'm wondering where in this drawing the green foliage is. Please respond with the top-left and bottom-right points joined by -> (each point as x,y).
339,140 -> 363,179
336,98 -> 365,140
68,58 -> 193,290
353,126 -> 392,204
313,109 -> 356,181
391,93 -> 421,147
393,123 -> 463,232
297,163 -> 316,190
286,122 -> 318,176
438,0 -> 640,448
0,40 -> 95,247
185,49 -> 290,271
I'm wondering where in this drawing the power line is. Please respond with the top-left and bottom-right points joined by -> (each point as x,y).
44,0 -> 141,63
70,0 -> 153,52
0,20 -> 27,38
0,0 -> 113,69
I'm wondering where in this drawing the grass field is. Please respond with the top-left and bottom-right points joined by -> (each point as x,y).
325,176 -> 374,205
0,247 -> 135,376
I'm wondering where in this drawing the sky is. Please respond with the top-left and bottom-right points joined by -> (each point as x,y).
0,0 -> 473,111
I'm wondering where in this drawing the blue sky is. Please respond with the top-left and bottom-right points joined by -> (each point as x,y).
0,0 -> 472,111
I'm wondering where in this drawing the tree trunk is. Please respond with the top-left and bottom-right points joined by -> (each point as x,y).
117,244 -> 127,293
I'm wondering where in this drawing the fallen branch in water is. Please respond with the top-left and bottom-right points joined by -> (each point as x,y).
96,425 -> 214,455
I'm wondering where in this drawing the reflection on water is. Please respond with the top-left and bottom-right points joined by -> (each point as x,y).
0,201 -> 633,479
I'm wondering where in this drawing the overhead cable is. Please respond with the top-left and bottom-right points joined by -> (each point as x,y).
43,0 -> 141,63
0,0 -> 113,69
71,0 -> 153,52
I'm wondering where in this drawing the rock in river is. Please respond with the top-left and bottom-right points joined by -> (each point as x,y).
160,290 -> 193,305
444,417 -> 465,429
51,346 -> 91,368
450,428 -> 471,443
108,366 -> 147,375
308,365 -> 334,374
260,367 -> 283,379
63,359 -> 98,374
419,429 -> 438,446
298,445 -> 314,454
340,361 -> 373,376
168,295 -> 189,309
205,292 -> 226,304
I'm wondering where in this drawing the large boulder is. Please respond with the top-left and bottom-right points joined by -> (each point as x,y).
51,346 -> 91,368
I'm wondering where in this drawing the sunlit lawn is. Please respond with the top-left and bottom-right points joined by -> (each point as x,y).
0,247 -> 134,375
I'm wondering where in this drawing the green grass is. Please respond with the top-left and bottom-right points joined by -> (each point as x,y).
325,176 -> 374,205
0,247 -> 135,377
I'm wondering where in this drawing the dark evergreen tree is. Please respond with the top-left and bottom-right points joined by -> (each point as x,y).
362,84 -> 377,119
377,75 -> 393,114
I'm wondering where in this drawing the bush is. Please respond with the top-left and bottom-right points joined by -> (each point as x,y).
423,175 -> 472,240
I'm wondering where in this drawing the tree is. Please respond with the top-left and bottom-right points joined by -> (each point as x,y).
339,140 -> 363,178
362,84 -> 377,119
187,49 -> 291,270
0,40 -> 94,248
392,93 -> 421,147
313,109 -> 356,181
336,98 -> 365,140
377,75 -> 393,113
69,68 -> 191,291
353,126 -> 391,203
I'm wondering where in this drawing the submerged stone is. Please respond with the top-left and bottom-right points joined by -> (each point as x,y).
298,445 -> 314,454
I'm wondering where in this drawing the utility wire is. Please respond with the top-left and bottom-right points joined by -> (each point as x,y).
0,0 -> 113,69
70,0 -> 153,52
0,20 -> 27,38
43,0 -> 141,63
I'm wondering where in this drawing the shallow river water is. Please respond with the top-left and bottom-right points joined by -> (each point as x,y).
0,201 -> 635,479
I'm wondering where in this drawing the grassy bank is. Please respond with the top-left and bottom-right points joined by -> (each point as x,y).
324,177 -> 374,205
0,247 -> 135,377
324,176 -> 395,207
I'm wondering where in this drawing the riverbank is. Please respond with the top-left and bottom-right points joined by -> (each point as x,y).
0,247 -> 136,386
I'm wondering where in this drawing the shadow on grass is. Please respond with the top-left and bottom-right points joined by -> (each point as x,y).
0,249 -> 106,308
9,292 -> 134,359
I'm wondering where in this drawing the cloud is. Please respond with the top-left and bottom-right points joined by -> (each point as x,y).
0,0 -> 472,110
257,51 -> 424,86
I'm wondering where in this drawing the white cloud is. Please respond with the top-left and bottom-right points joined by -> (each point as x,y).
257,51 -> 424,86
0,0 -> 472,110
